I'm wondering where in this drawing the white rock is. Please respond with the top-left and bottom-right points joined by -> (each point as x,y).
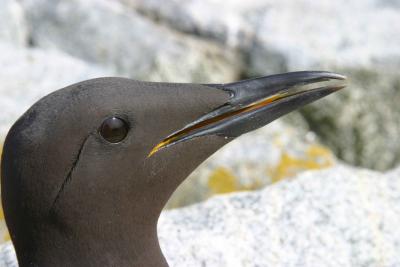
0,42 -> 111,141
159,165 -> 400,266
0,0 -> 28,46
19,0 -> 240,83
2,165 -> 400,266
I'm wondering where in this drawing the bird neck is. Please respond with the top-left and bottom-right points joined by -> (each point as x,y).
12,137 -> 230,267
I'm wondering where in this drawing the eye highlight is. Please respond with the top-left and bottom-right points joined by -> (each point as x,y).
99,117 -> 129,143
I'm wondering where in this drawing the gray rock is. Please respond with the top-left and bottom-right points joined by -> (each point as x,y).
2,165 -> 400,266
0,42 -> 111,140
20,0 -> 241,83
296,69 -> 400,171
0,0 -> 28,46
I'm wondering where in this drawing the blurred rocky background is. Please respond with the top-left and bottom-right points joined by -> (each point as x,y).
0,0 -> 400,266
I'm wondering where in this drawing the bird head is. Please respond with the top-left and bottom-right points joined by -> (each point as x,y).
1,71 -> 346,266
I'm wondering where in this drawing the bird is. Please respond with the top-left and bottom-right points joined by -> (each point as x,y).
1,71 -> 346,267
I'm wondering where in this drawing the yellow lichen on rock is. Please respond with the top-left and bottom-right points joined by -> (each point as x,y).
0,206 -> 4,221
0,205 -> 10,242
207,145 -> 334,196
269,144 -> 335,183
208,167 -> 239,194
207,167 -> 263,194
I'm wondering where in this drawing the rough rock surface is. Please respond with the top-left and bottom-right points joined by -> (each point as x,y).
1,165 -> 399,266
20,0 -> 241,83
160,166 -> 400,266
0,0 -> 27,46
0,42 -> 111,139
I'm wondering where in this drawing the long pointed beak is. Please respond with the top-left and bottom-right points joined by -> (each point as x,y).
149,71 -> 347,157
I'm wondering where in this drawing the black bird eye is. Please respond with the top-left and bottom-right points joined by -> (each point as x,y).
99,117 -> 129,143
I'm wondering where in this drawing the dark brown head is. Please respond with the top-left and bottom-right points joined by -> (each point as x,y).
1,72 -> 345,266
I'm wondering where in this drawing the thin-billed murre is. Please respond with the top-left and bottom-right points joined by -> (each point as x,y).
1,71 -> 346,266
